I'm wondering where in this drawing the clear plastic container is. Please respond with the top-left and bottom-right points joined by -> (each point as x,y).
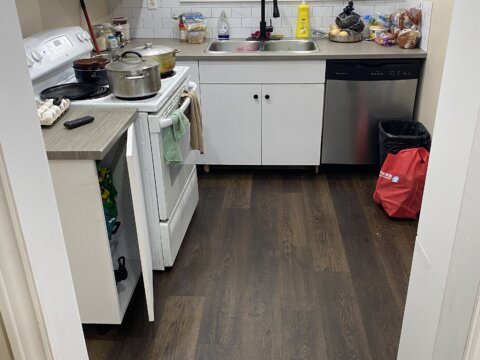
188,31 -> 205,44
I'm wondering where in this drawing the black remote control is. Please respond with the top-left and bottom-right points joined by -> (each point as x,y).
64,116 -> 94,129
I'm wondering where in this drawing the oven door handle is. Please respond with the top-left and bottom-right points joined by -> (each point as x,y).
159,97 -> 191,129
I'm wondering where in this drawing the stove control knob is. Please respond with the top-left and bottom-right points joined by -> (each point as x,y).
26,55 -> 34,67
31,49 -> 44,62
83,31 -> 91,41
77,33 -> 85,42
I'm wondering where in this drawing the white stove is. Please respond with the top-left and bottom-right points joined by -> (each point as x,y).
65,66 -> 190,113
26,27 -> 199,270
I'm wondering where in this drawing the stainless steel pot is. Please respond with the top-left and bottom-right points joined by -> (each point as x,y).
130,43 -> 179,75
105,51 -> 161,99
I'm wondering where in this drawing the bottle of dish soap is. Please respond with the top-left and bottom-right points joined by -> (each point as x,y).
217,10 -> 230,40
295,1 -> 310,39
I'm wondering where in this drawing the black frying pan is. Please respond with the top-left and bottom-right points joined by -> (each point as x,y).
40,82 -> 102,101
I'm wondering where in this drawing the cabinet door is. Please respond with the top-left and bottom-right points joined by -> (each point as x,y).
261,84 -> 324,165
202,84 -> 262,165
126,125 -> 155,322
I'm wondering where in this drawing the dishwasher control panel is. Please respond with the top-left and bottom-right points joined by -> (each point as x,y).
326,59 -> 423,81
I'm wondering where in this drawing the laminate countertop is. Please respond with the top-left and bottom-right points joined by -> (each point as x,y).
126,38 -> 426,60
42,107 -> 137,161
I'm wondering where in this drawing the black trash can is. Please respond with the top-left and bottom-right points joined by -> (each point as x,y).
379,120 -> 431,165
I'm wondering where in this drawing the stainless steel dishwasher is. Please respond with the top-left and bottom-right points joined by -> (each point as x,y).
321,59 -> 423,165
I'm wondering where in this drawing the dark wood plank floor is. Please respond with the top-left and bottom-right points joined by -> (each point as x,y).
84,169 -> 417,360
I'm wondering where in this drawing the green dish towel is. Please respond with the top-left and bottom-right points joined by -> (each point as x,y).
162,109 -> 190,165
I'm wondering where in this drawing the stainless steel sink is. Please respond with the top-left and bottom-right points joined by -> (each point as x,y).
206,39 -> 318,53
263,39 -> 317,52
206,40 -> 261,53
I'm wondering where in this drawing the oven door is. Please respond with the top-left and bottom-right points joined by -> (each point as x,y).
148,82 -> 197,221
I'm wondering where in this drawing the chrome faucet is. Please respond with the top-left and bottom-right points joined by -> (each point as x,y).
259,0 -> 280,40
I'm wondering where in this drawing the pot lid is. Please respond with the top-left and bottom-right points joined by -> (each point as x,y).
132,43 -> 175,57
105,51 -> 159,72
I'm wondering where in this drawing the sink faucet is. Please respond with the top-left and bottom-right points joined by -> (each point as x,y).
259,0 -> 280,40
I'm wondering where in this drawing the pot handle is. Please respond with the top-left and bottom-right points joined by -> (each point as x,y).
125,74 -> 146,80
121,51 -> 143,61
174,49 -> 180,55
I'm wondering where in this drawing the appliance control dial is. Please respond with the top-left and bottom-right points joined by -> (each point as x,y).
31,49 -> 44,62
26,55 -> 34,67
77,33 -> 85,42
83,31 -> 91,41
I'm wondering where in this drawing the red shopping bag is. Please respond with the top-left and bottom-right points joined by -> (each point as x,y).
373,147 -> 429,219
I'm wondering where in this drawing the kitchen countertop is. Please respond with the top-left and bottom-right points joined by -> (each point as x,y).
126,38 -> 426,60
42,107 -> 137,160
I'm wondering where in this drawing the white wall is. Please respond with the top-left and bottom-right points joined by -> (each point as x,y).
0,314 -> 13,360
1,1 -> 88,358
109,0 -> 413,39
15,0 -> 110,37
398,0 -> 480,357
415,0 -> 454,133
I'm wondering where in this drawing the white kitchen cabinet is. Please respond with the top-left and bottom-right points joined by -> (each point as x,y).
202,84 -> 262,165
48,124 -> 154,324
199,60 -> 326,166
262,84 -> 324,165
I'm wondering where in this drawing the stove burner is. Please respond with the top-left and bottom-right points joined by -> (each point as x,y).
161,70 -> 176,79
85,86 -> 110,99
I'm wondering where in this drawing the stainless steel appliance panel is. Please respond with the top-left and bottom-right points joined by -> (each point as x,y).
321,78 -> 418,164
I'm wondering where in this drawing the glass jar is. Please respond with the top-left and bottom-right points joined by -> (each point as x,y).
112,17 -> 130,42
93,25 -> 108,51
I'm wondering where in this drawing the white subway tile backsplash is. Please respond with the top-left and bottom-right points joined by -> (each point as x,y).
152,8 -> 172,18
229,27 -> 252,38
228,18 -> 243,27
132,7 -> 153,19
322,16 -> 337,27
163,17 -> 178,28
110,0 -> 417,39
423,1 -> 432,15
312,6 -> 333,17
241,17 -> 259,28
112,7 -> 133,18
354,5 -> 375,16
109,0 -> 122,8
274,27 -> 293,37
231,7 -> 252,18
279,6 -> 295,17
172,7 -> 191,15
310,16 -> 323,28
142,16 -> 162,28
134,27 -> 154,37
194,8 -> 212,17
252,6 -> 272,19
271,17 -> 281,27
374,5 -> 397,14
155,28 -> 175,37
281,16 -> 296,28
212,8 -> 231,18
162,0 -> 180,7
122,0 -> 143,8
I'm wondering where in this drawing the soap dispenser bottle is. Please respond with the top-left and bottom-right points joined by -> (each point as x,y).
217,10 -> 230,40
295,1 -> 310,38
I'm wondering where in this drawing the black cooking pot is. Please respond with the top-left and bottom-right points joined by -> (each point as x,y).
74,68 -> 109,86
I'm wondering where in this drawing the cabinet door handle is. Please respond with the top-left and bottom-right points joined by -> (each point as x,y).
253,94 -> 259,99
265,95 -> 270,100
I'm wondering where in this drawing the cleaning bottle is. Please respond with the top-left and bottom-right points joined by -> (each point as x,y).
295,1 -> 310,39
217,10 -> 230,40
